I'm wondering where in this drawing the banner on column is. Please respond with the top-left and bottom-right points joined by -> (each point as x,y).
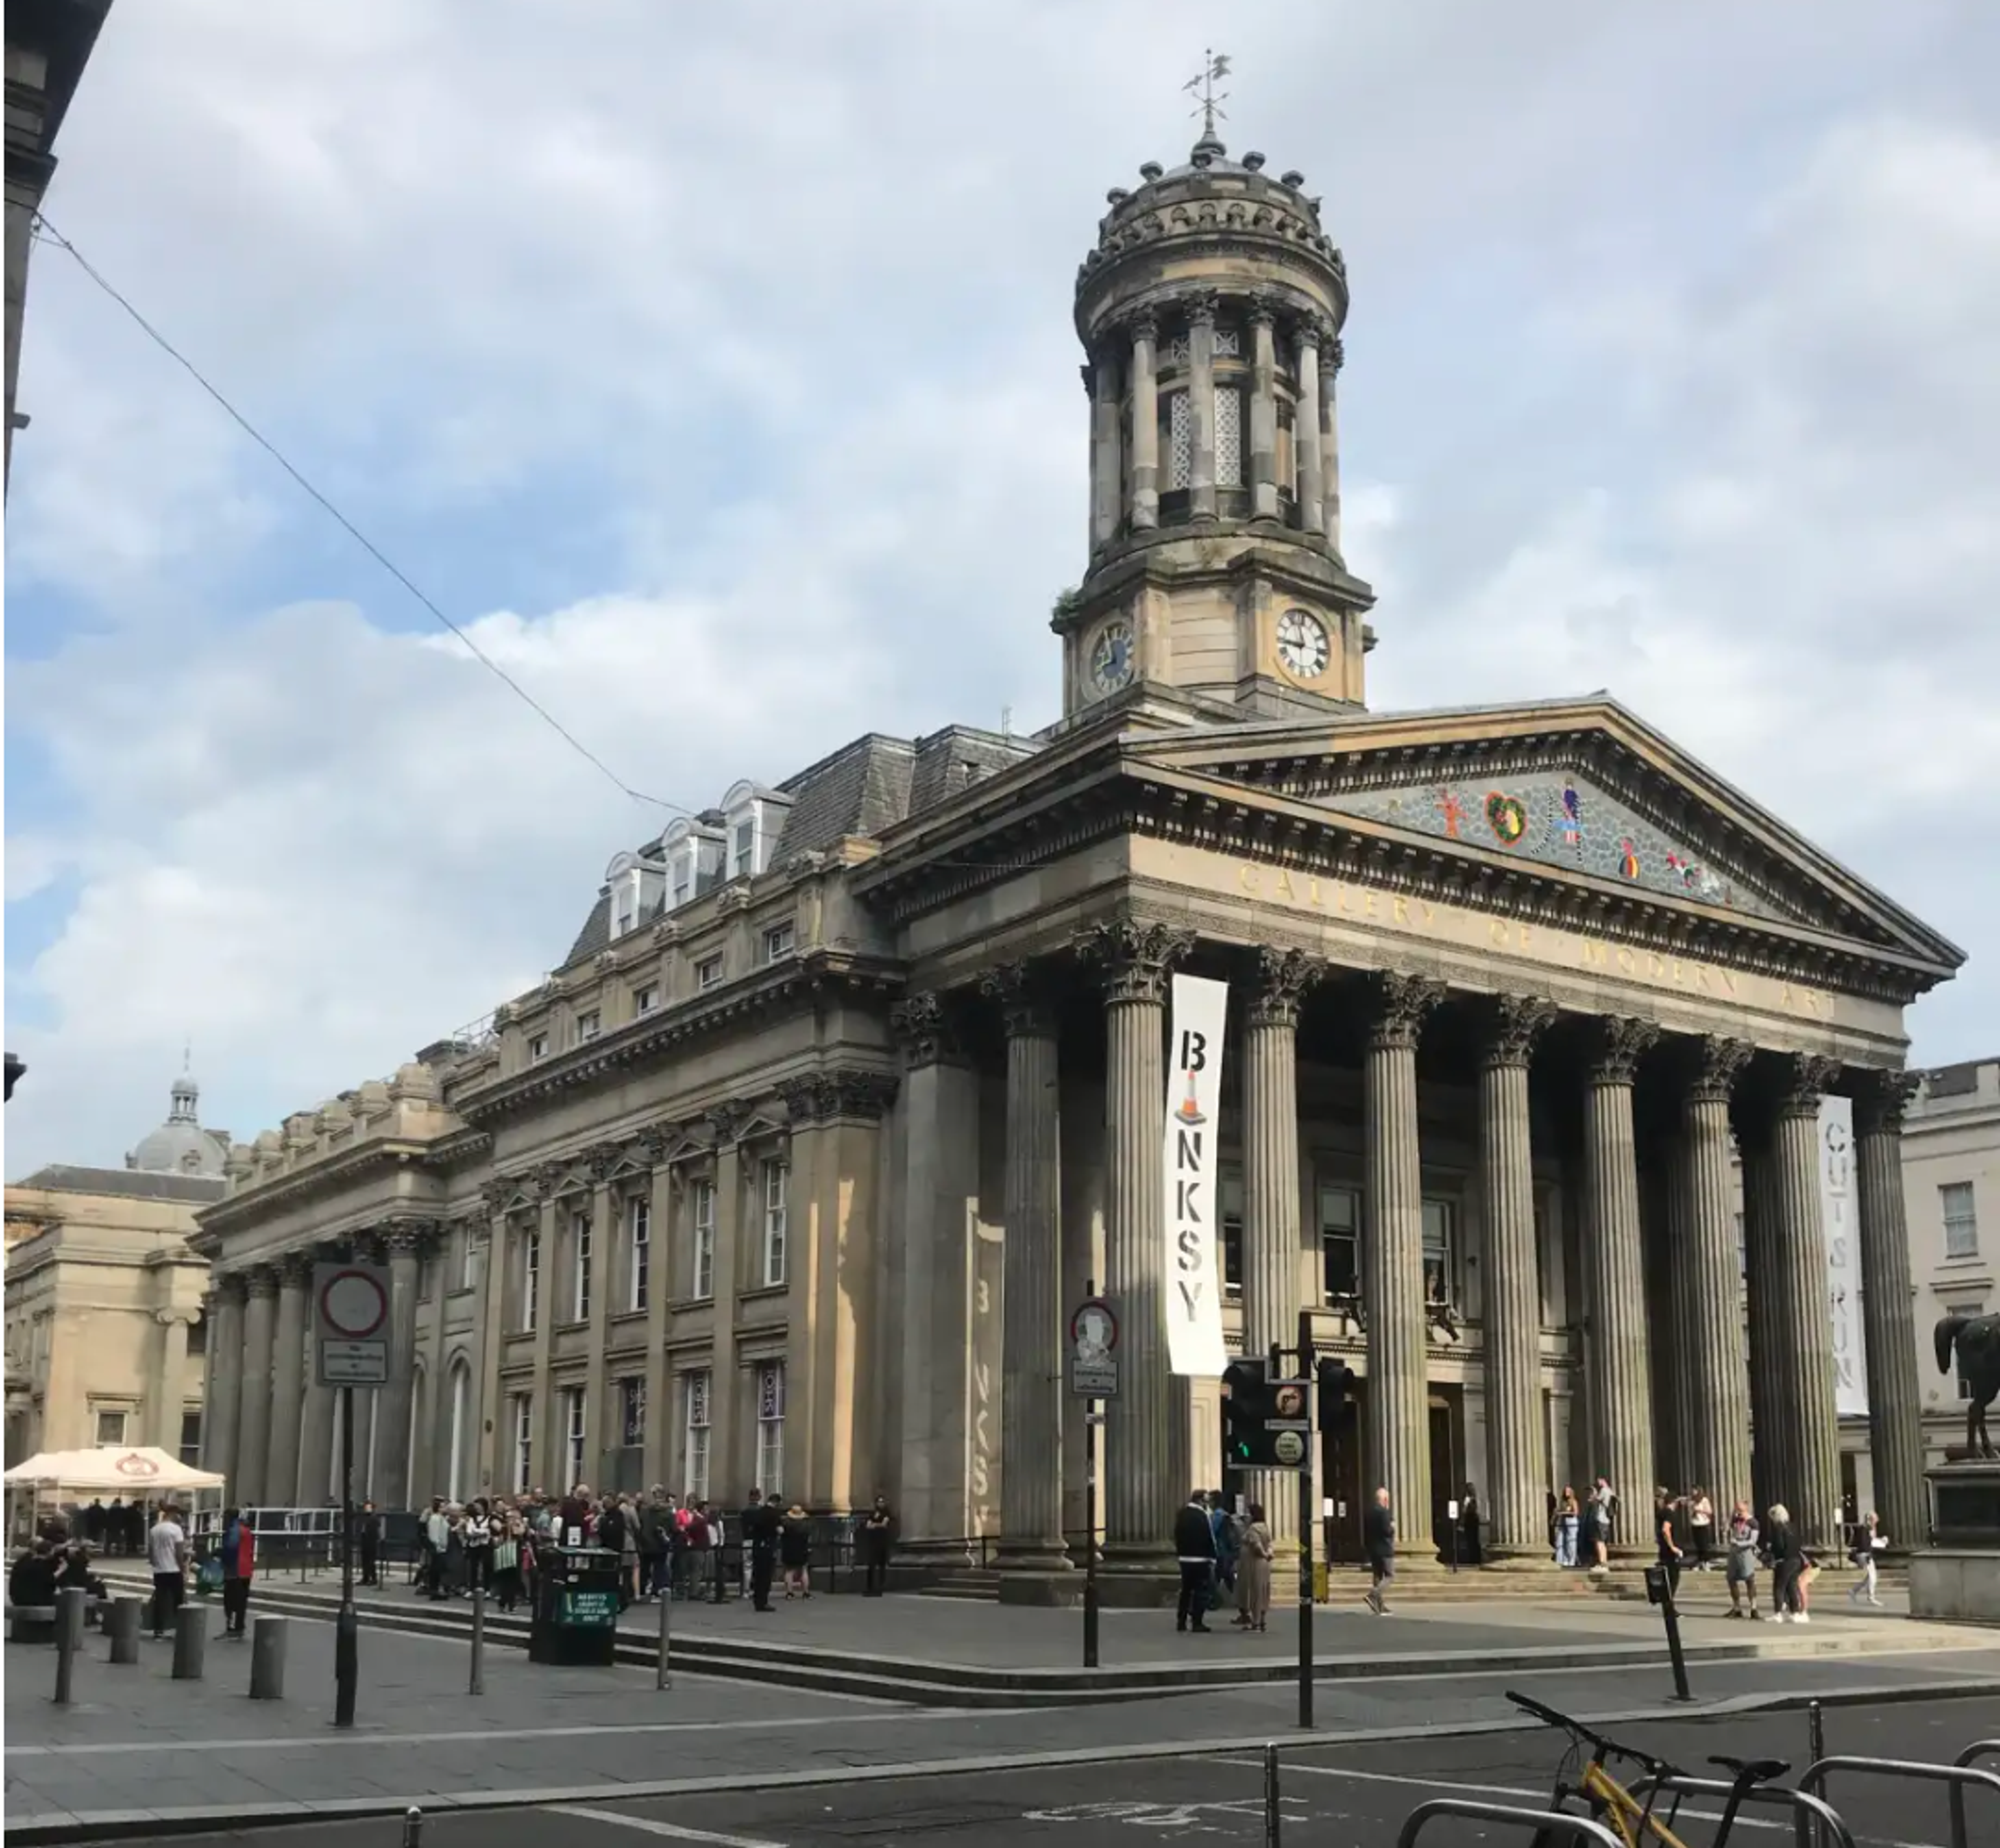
1819,1093 -> 1868,1418
1164,972 -> 1230,1378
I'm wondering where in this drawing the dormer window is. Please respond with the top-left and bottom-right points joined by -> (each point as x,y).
604,852 -> 662,942
721,781 -> 790,885
527,1032 -> 549,1063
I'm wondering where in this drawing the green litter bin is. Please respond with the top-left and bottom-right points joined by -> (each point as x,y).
529,1545 -> 621,1666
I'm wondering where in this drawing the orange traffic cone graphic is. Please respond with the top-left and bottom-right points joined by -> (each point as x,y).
1176,1064 -> 1206,1127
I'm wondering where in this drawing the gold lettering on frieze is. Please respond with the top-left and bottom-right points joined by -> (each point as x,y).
1233,859 -> 1822,1017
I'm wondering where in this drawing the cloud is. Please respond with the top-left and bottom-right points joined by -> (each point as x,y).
6,1 -> 1998,1174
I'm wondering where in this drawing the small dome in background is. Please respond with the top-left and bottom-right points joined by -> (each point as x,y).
126,1072 -> 226,1178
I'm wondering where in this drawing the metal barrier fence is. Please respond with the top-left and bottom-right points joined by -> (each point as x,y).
1628,1771 -> 1856,1848
1798,1755 -> 2000,1848
1396,1800 -> 1624,1848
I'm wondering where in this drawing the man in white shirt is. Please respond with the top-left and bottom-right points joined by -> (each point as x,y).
147,1505 -> 188,1638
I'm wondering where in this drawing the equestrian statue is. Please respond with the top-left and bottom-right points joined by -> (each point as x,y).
1935,1313 -> 2000,1459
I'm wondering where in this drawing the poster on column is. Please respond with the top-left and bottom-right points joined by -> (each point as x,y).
1164,972 -> 1229,1378
1819,1093 -> 1868,1418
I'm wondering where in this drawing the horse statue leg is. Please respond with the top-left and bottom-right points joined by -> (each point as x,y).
1979,1388 -> 1999,1462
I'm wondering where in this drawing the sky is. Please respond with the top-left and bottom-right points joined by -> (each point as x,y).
5,0 -> 1998,1177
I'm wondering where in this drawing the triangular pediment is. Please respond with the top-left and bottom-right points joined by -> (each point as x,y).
1129,697 -> 1964,977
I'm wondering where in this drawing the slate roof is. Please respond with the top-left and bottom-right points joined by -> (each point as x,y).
555,725 -> 1037,973
12,1165 -> 227,1205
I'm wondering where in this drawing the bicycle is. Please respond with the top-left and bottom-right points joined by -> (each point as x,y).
1506,1689 -> 1791,1848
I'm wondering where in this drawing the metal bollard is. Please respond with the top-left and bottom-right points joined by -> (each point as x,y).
105,1595 -> 143,1665
52,1587 -> 87,1705
248,1616 -> 287,1699
171,1604 -> 208,1680
1264,1741 -> 1282,1848
468,1581 -> 485,1696
402,1803 -> 423,1846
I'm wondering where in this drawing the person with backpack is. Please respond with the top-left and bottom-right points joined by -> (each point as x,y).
219,1507 -> 256,1637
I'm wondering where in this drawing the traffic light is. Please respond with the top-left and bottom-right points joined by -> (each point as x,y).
1222,1359 -> 1273,1468
1317,1357 -> 1355,1413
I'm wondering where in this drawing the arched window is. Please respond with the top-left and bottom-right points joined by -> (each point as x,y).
447,1361 -> 471,1504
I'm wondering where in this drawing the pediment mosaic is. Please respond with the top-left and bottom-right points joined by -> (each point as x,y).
1316,768 -> 1797,924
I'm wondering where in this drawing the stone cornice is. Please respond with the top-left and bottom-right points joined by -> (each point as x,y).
453,950 -> 903,1127
195,1139 -> 443,1234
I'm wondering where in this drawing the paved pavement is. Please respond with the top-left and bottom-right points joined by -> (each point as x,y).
30,1694 -> 2000,1847
9,1595 -> 2000,1841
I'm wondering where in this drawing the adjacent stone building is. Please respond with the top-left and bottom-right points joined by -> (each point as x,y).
193,124 -> 1961,1587
4,1075 -> 222,1467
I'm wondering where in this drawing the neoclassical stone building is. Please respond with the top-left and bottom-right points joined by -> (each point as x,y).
194,123 -> 1961,1586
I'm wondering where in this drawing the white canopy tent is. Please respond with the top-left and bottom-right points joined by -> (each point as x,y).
4,1446 -> 225,1543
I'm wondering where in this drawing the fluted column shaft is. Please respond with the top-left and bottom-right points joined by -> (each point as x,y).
1770,1058 -> 1843,1549
1582,1018 -> 1659,1537
1294,328 -> 1324,534
374,1227 -> 427,1510
1682,1039 -> 1754,1513
1088,919 -> 1192,1563
1478,995 -> 1553,1556
1244,950 -> 1323,1551
234,1271 -> 277,1506
203,1281 -> 244,1486
1248,304 -> 1279,520
988,964 -> 1068,1570
1188,297 -> 1217,518
1743,1138 -> 1786,1515
265,1258 -> 310,1504
1320,336 -> 1343,549
1364,974 -> 1442,1553
1128,317 -> 1159,531
1854,1073 -> 1927,1550
1645,1136 -> 1686,1494
1090,350 -> 1123,551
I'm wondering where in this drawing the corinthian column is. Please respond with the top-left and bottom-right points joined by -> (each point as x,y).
1680,1038 -> 1754,1515
298,1251 -> 336,1508
1742,1122 -> 1785,1516
1293,323 -> 1324,534
1089,348 -> 1123,552
1770,1054 -> 1844,1549
983,961 -> 1069,1576
1321,335 -> 1344,550
1363,972 -> 1443,1556
1853,1070 -> 1927,1552
1081,915 -> 1194,1565
374,1221 -> 430,1511
1128,314 -> 1159,531
1188,293 -> 1218,520
234,1267 -> 277,1506
1582,1016 -> 1659,1539
265,1254 -> 311,1505
1243,947 -> 1326,1551
1477,993 -> 1554,1558
1247,298 -> 1280,521
203,1276 -> 244,1485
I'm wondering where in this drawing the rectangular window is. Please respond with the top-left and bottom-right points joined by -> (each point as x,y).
1422,1198 -> 1457,1305
1220,1164 -> 1244,1301
576,1010 -> 601,1044
1320,1183 -> 1360,1303
1213,384 -> 1243,488
692,1179 -> 716,1300
512,1393 -> 533,1493
571,1211 -> 592,1322
732,816 -> 757,879
178,1410 -> 202,1467
760,1158 -> 790,1287
527,1032 -> 549,1063
627,1195 -> 651,1313
761,922 -> 795,963
756,1362 -> 785,1498
683,1371 -> 712,1503
563,1386 -> 586,1487
418,1251 -> 435,1302
696,954 -> 723,992
671,852 -> 693,909
1943,1182 -> 1980,1260
1166,389 -> 1192,489
187,1313 -> 207,1356
620,1377 -> 646,1450
458,1225 -> 476,1293
522,1229 -> 541,1332
634,984 -> 658,1016
94,1409 -> 127,1447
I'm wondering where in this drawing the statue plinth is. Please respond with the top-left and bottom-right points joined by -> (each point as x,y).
1907,1461 -> 2000,1624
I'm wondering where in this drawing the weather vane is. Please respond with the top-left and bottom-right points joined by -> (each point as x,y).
1184,49 -> 1231,141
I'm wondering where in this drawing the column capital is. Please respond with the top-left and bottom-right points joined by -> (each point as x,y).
275,1249 -> 315,1287
214,1272 -> 247,1305
1184,288 -> 1219,329
776,1073 -> 823,1124
1126,308 -> 1158,347
1478,991 -> 1556,1069
1363,970 -> 1444,1052
1586,1015 -> 1660,1084
1078,360 -> 1095,397
155,1306 -> 199,1328
981,960 -> 1059,1038
707,1098 -> 756,1147
581,1140 -> 626,1184
1246,291 -> 1280,330
1076,915 -> 1195,1005
822,1068 -> 899,1124
1325,335 -> 1345,378
242,1264 -> 279,1301
531,1160 -> 569,1200
1247,946 -> 1327,1029
1685,1035 -> 1754,1104
1774,1051 -> 1841,1118
889,990 -> 968,1069
1852,1067 -> 1922,1137
478,1176 -> 516,1217
380,1216 -> 439,1259
1293,317 -> 1324,356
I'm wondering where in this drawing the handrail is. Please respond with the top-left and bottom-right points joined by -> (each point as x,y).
1396,1799 -> 1625,1848
1799,1754 -> 2000,1848
1955,1740 -> 2000,1771
1628,1772 -> 1857,1848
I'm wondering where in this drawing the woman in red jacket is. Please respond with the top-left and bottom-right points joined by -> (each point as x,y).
220,1508 -> 256,1637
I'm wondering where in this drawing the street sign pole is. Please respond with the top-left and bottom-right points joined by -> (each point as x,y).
1296,1310 -> 1316,1732
1070,1287 -> 1118,1673
335,1382 -> 357,1728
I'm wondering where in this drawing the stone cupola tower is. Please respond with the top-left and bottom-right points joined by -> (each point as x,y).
1058,118 -> 1376,721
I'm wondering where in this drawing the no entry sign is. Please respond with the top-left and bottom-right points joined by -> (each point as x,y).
314,1260 -> 393,1387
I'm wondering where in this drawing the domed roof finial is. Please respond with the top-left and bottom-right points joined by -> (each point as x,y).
1183,48 -> 1231,161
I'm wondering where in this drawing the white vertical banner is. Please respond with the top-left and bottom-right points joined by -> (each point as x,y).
1819,1093 -> 1868,1418
1165,972 -> 1230,1378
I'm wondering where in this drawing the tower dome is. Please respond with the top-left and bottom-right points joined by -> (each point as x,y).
127,1072 -> 226,1178
1058,123 -> 1377,722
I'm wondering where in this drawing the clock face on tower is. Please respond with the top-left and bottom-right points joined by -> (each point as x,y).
1276,607 -> 1331,681
1088,618 -> 1136,697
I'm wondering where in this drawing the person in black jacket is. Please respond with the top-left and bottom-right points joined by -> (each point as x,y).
1173,1491 -> 1218,1633
741,1489 -> 780,1611
1363,1486 -> 1396,1615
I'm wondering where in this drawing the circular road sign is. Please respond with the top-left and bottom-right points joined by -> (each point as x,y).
319,1268 -> 389,1341
1273,1430 -> 1307,1467
1273,1383 -> 1307,1420
1070,1298 -> 1119,1354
